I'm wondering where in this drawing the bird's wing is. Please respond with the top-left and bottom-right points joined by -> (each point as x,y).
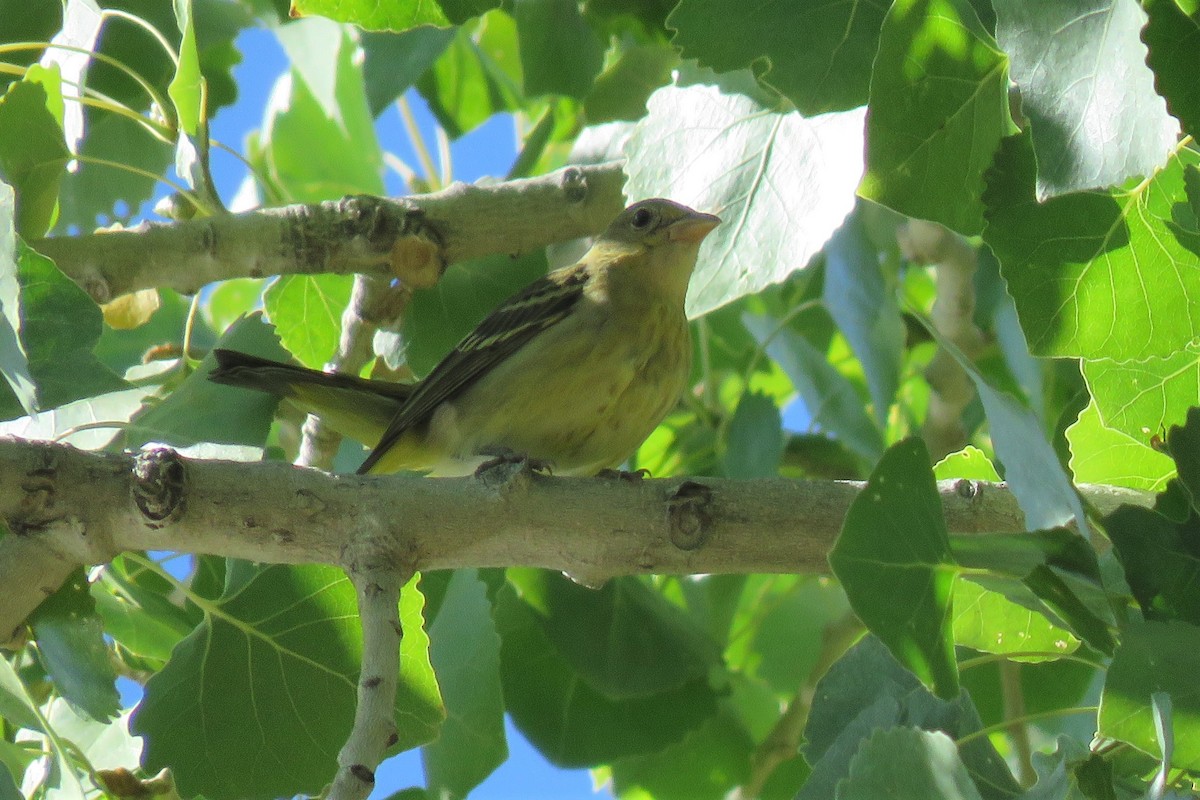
357,262 -> 591,474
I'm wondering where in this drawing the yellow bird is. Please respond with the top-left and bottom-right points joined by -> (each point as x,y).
210,198 -> 720,476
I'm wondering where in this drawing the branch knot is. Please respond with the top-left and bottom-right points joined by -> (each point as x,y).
666,481 -> 714,551
131,448 -> 187,528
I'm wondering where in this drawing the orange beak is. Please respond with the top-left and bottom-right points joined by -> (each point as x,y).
667,211 -> 721,243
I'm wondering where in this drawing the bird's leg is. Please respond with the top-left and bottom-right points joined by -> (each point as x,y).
474,447 -> 555,477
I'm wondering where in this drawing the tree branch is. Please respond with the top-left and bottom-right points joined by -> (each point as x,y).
899,220 -> 984,462
30,163 -> 627,303
0,438 -> 1151,643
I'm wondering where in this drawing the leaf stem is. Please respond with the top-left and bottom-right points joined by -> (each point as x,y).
396,93 -> 439,190
955,706 -> 1098,748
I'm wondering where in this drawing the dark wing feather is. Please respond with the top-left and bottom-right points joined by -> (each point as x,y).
356,264 -> 590,474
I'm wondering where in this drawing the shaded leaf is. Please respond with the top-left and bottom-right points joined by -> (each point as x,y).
362,27 -> 458,116
1099,620 -> 1200,770
840,728 -> 984,800
505,570 -> 722,699
984,133 -> 1200,361
994,0 -> 1178,199
29,570 -> 119,722
822,207 -> 904,423
1143,0 -> 1200,139
801,636 -> 1020,800
828,438 -> 959,699
514,0 -> 603,99
495,583 -> 718,767
668,0 -> 888,115
422,569 -> 506,799
0,182 -> 35,414
133,565 -> 443,799
861,0 -> 1010,235
722,390 -> 783,478
744,313 -> 885,461
123,313 -> 288,450
1107,505 -> 1200,626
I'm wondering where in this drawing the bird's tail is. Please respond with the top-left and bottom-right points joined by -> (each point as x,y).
210,349 -> 414,448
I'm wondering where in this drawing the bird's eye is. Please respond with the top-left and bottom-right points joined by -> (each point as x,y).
630,207 -> 655,229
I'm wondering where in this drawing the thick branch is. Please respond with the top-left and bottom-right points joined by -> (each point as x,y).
30,163 -> 626,303
0,439 -> 1151,642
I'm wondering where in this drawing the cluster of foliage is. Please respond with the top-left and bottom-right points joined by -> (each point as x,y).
1,0 -> 1199,798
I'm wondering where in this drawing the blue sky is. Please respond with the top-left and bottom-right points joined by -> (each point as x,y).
126,24 -> 604,800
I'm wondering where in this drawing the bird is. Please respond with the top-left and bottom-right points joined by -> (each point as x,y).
209,198 -> 721,476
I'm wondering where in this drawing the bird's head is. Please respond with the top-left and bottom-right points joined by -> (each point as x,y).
592,199 -> 721,302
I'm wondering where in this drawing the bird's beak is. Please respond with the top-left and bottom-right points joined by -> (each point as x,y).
667,211 -> 721,243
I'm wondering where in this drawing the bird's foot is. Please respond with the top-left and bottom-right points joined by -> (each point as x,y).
596,467 -> 650,482
474,448 -> 554,478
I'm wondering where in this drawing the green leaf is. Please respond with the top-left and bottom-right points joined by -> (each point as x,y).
860,0 -> 1011,235
123,313 -> 288,450
828,438 -> 959,699
0,76 -> 69,237
624,84 -> 866,318
0,655 -> 41,732
584,44 -> 678,123
840,728 -> 984,800
993,0 -> 1178,199
822,207 -> 904,423
169,0 -> 204,136
934,445 -> 1001,481
1082,346 -> 1200,441
133,564 -> 443,799
0,183 -> 35,414
92,558 -> 197,665
1066,400 -> 1175,493
402,250 -> 548,376
1100,620 -> 1200,769
722,390 -> 783,478
28,570 -> 119,722
291,0 -> 497,28
361,27 -> 458,116
202,277 -> 265,334
668,0 -> 889,115
985,133 -> 1200,361
1143,0 -> 1200,139
1107,504 -> 1200,626
262,274 -> 353,369
505,570 -> 723,699
266,19 -> 384,201
494,583 -> 718,767
744,313 -> 885,461
949,528 -> 1114,656
801,636 -> 1020,800
421,569 -> 506,799
417,13 -> 523,139
952,579 -> 1079,661
513,0 -> 603,99
8,242 -> 127,415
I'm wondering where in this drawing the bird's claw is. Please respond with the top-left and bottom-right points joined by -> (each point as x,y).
474,450 -> 554,478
